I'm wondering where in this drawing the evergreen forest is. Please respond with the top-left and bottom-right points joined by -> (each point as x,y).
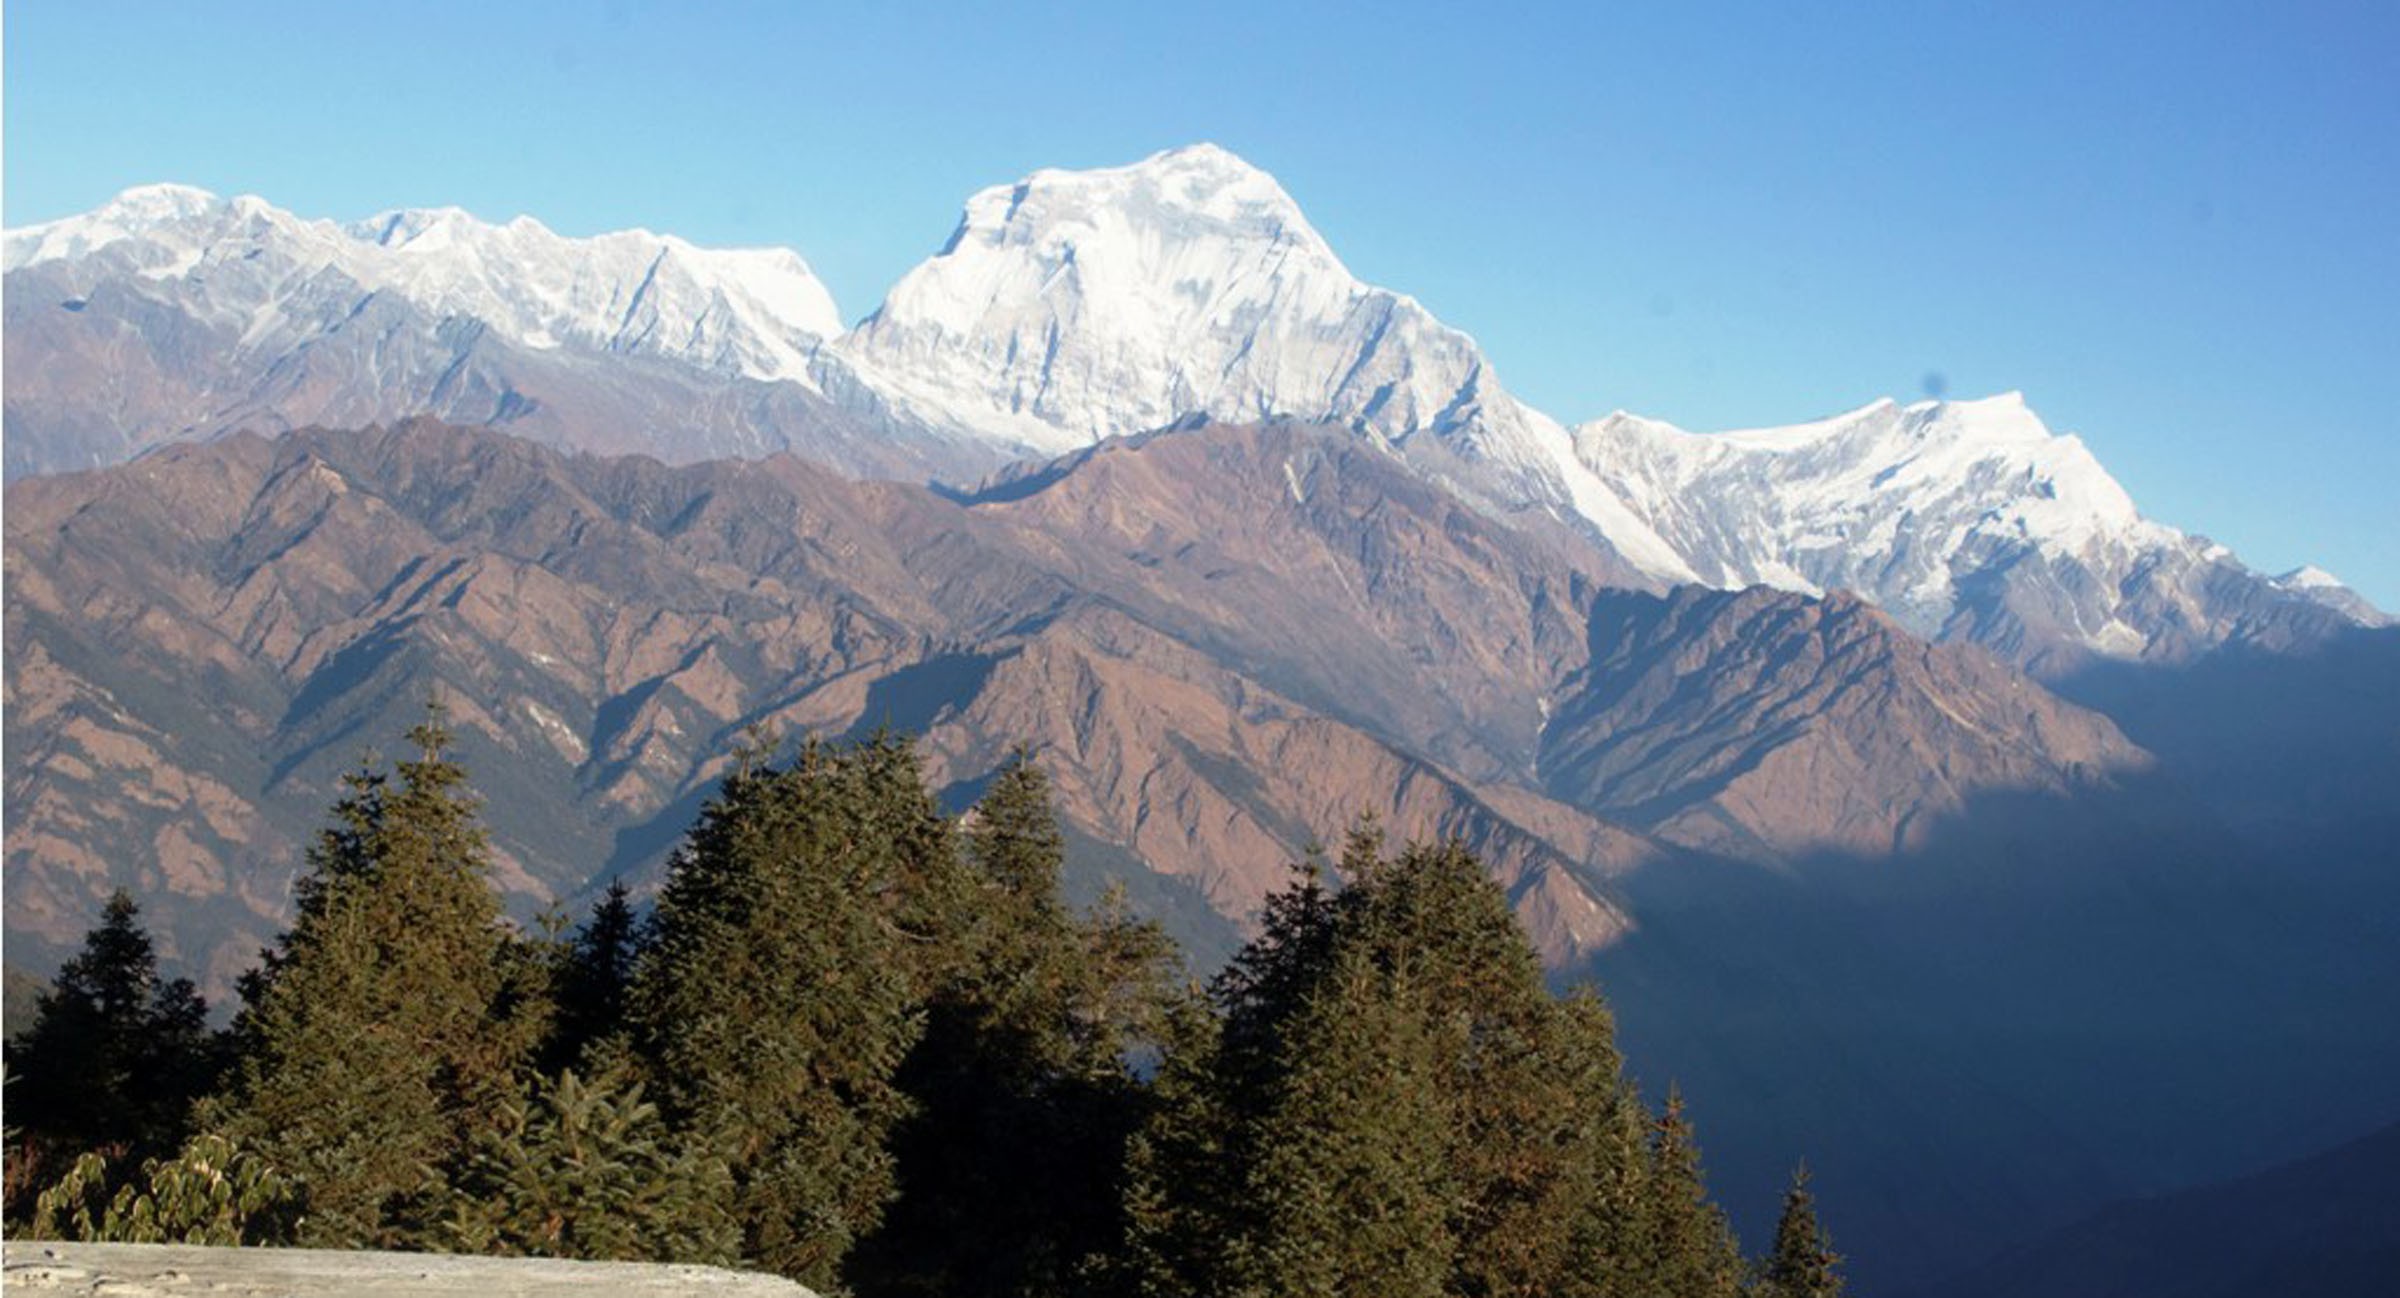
3,708 -> 1843,1298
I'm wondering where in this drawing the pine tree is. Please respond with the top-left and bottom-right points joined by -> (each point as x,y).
1236,948 -> 1458,1298
971,749 -> 1068,896
10,890 -> 217,1167
1341,840 -> 1573,1298
1645,1087 -> 1746,1298
445,1066 -> 739,1264
1118,848 -> 1340,1298
853,727 -> 977,984
1123,832 -> 1680,1298
852,751 -> 1186,1298
1551,990 -> 1654,1298
1758,1165 -> 1844,1298
1208,843 -> 1341,1102
632,737 -> 926,1290
212,705 -> 542,1247
546,878 -> 645,1072
1113,989 -> 1233,1298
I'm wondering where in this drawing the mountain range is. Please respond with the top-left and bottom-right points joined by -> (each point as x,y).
7,145 -> 2380,669
7,145 -> 2397,1294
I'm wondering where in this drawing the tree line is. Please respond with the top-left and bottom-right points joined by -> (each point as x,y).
4,706 -> 1842,1298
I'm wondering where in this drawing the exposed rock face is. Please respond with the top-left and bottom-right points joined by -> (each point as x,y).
906,607 -> 1648,961
938,421 -> 1653,783
1542,586 -> 2144,860
1,1240 -> 817,1297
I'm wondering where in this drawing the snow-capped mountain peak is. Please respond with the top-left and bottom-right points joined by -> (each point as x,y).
830,143 -> 1362,451
5,184 -> 844,380
825,144 -> 1693,579
108,180 -> 221,214
5,163 -> 2377,660
4,183 -> 224,270
894,144 -> 1339,351
1563,391 -> 2385,658
353,205 -> 486,248
2271,564 -> 2393,626
1701,392 -> 2147,544
971,142 -> 1328,255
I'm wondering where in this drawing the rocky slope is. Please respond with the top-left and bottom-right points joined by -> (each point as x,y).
3,419 -> 2137,989
2,420 -> 1679,985
1542,584 -> 2142,860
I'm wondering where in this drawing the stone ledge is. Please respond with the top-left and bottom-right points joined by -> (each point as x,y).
1,1240 -> 818,1297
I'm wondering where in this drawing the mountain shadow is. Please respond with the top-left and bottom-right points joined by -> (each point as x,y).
1938,1118 -> 2400,1298
1586,671 -> 2400,1296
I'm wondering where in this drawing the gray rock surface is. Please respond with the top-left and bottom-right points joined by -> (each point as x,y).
1,1240 -> 818,1297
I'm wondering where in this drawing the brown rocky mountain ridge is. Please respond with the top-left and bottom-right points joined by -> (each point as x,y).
4,417 -> 2142,993
16,417 -> 2400,1298
1546,584 -> 2141,861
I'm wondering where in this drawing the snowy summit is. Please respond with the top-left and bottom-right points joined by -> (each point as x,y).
4,184 -> 844,382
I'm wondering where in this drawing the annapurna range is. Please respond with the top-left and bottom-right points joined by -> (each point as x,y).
5,143 -> 2381,673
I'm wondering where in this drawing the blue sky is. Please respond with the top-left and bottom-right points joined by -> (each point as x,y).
8,1 -> 2396,606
